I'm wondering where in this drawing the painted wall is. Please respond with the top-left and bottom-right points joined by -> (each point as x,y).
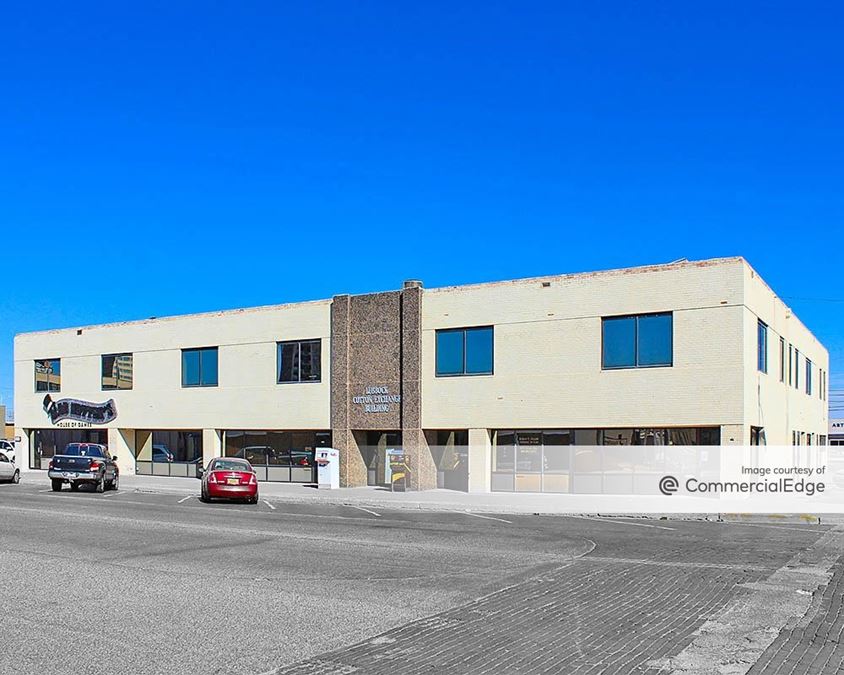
742,263 -> 829,444
14,300 -> 332,444
422,258 -> 752,432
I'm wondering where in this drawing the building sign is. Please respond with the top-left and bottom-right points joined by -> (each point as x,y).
43,395 -> 117,425
352,386 -> 401,414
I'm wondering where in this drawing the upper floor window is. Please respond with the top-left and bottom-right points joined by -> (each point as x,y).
805,359 -> 812,395
35,359 -> 61,392
793,349 -> 800,389
779,337 -> 785,383
756,320 -> 768,373
436,326 -> 494,376
102,353 -> 133,390
277,339 -> 321,383
182,347 -> 218,387
602,312 -> 672,369
788,345 -> 793,386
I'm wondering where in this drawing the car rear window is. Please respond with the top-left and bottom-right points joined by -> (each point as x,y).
63,444 -> 104,457
212,459 -> 252,472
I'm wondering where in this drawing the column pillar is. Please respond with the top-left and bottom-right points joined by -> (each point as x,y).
109,428 -> 136,476
401,282 -> 435,490
332,294 -> 367,487
467,428 -> 492,493
203,428 -> 222,467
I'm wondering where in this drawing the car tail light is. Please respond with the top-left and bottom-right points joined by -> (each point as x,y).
89,461 -> 101,471
208,472 -> 218,484
248,473 -> 257,485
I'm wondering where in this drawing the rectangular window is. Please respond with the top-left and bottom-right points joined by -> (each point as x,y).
435,326 -> 494,376
181,347 -> 218,387
788,345 -> 793,386
757,320 -> 768,373
601,312 -> 672,369
277,339 -> 321,383
101,353 -> 133,390
35,359 -> 61,392
779,338 -> 785,383
794,349 -> 800,389
806,359 -> 812,395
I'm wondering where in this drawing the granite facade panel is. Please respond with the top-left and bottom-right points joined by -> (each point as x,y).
331,286 -> 426,488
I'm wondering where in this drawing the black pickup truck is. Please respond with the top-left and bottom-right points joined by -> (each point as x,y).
47,443 -> 119,493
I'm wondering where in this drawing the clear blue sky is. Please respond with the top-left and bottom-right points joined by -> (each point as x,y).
1,1 -> 843,419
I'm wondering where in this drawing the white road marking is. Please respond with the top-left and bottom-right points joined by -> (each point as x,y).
568,515 -> 675,531
451,510 -> 512,524
37,489 -> 53,493
348,505 -> 381,517
177,495 -> 192,504
263,500 -> 276,510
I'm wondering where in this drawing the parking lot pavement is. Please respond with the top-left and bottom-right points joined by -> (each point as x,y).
2,479 -> 843,674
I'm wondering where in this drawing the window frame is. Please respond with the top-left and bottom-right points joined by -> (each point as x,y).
34,358 -> 61,393
101,352 -> 134,391
601,312 -> 673,370
779,337 -> 785,383
181,347 -> 219,388
805,358 -> 812,396
757,320 -> 768,374
435,326 -> 494,377
276,339 -> 322,384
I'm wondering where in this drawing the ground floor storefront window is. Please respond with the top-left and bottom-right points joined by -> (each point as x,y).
29,429 -> 109,470
492,427 -> 721,493
224,430 -> 330,482
430,430 -> 469,491
136,430 -> 203,477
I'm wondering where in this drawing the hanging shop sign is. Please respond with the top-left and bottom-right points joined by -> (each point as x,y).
42,395 -> 118,425
352,386 -> 401,414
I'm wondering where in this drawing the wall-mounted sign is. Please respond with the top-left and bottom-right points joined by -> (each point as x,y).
352,386 -> 401,414
43,395 -> 117,425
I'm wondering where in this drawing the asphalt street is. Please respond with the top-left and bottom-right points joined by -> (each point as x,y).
1,477 -> 842,674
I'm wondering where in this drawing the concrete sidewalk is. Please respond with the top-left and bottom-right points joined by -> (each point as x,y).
25,472 -> 835,523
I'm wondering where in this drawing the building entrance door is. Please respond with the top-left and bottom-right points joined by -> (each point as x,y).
361,431 -> 402,486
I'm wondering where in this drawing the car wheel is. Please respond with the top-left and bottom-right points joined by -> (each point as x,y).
111,474 -> 119,491
251,495 -> 259,505
51,479 -> 62,492
70,482 -> 79,492
12,470 -> 20,484
95,476 -> 105,494
199,489 -> 209,503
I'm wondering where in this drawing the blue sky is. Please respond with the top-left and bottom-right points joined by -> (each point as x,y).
1,1 -> 842,418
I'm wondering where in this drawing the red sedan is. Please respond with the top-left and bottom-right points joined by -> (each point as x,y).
198,458 -> 259,504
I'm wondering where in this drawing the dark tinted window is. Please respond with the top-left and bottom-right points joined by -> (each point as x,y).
435,330 -> 464,376
602,313 -> 672,369
102,353 -> 133,390
63,444 -> 104,457
182,348 -> 218,387
277,340 -> 321,383
436,327 -> 493,376
35,359 -> 61,392
757,320 -> 768,373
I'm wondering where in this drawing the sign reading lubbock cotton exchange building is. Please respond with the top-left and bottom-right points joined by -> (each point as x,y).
353,387 -> 401,414
12,258 -> 831,492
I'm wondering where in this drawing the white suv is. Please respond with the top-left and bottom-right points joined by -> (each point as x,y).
0,439 -> 15,464
0,451 -> 19,484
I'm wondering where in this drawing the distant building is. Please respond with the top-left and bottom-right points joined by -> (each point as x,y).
831,420 -> 844,446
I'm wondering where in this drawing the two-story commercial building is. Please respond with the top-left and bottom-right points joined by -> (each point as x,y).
13,257 -> 829,492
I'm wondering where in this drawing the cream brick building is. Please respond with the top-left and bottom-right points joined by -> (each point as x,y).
13,257 -> 829,492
